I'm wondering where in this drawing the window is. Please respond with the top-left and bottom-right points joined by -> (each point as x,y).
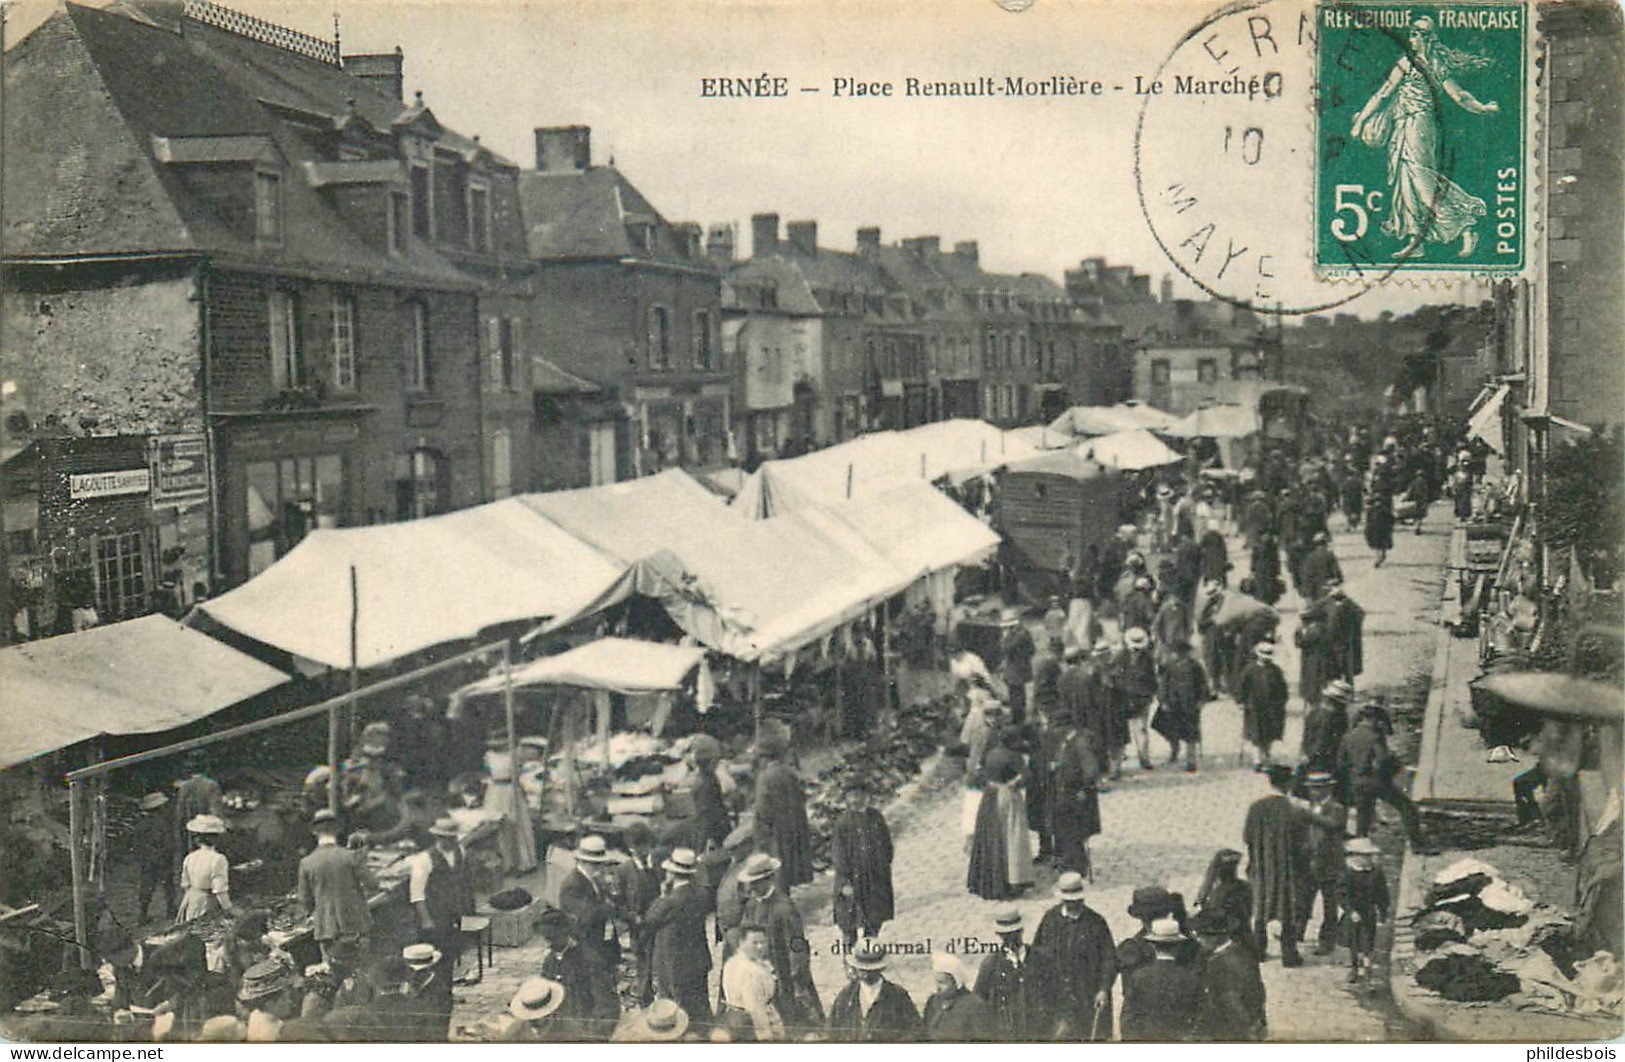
488,316 -> 520,390
490,429 -> 513,499
693,310 -> 715,370
331,293 -> 356,392
268,290 -> 302,390
409,164 -> 432,240
1151,359 -> 1172,385
1018,333 -> 1029,366
1197,358 -> 1219,383
647,306 -> 671,369
93,532 -> 148,620
397,448 -> 447,520
469,185 -> 491,252
404,300 -> 431,390
246,455 -> 344,577
389,192 -> 411,254
255,170 -> 283,243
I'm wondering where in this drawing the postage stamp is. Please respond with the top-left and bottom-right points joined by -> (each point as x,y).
1314,2 -> 1529,274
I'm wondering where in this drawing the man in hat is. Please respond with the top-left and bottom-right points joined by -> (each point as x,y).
1118,917 -> 1202,1042
1295,588 -> 1335,711
1235,639 -> 1288,769
1341,703 -> 1424,847
1033,872 -> 1116,1041
559,834 -> 622,976
1120,577 -> 1157,635
1341,837 -> 1390,982
719,923 -> 783,1042
1192,907 -> 1267,1041
973,907 -> 1061,1040
1154,639 -> 1210,773
615,823 -> 662,1005
134,792 -> 175,922
1151,588 -> 1191,664
1295,772 -> 1350,955
825,939 -> 920,1042
611,997 -> 692,1042
1324,583 -> 1366,686
642,847 -> 712,1029
299,809 -> 374,965
830,782 -> 894,949
537,906 -> 619,1040
1113,628 -> 1158,772
751,728 -> 814,891
1097,524 -> 1138,615
1117,886 -> 1197,979
923,953 -> 994,1041
499,975 -> 568,1042
392,943 -> 453,1042
1046,709 -> 1103,877
736,852 -> 822,1032
1303,679 -> 1354,779
236,958 -> 303,1042
687,735 -> 733,853
1299,532 -> 1343,604
1000,620 -> 1037,725
1243,765 -> 1309,966
406,817 -> 474,967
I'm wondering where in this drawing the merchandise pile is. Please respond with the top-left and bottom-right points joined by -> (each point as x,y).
1410,857 -> 1622,1016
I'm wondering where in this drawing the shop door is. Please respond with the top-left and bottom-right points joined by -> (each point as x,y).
587,423 -> 616,485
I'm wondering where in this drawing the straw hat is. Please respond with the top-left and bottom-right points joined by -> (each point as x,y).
1344,836 -> 1380,855
427,817 -> 460,838
401,943 -> 441,970
848,939 -> 888,972
1253,640 -> 1275,658
139,792 -> 170,811
1123,627 -> 1149,650
509,976 -> 567,1021
660,848 -> 699,876
185,814 -> 227,835
1322,679 -> 1354,704
932,952 -> 969,988
574,835 -> 612,863
737,852 -> 781,883
310,809 -> 341,833
1056,872 -> 1087,901
1145,917 -> 1186,944
631,999 -> 690,1041
992,907 -> 1024,933
237,960 -> 296,1003
1304,771 -> 1335,788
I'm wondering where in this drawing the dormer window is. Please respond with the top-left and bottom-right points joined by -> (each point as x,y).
255,169 -> 283,244
468,183 -> 491,252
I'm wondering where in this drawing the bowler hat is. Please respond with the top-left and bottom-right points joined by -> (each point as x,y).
310,809 -> 341,832
1191,906 -> 1237,938
1127,886 -> 1175,921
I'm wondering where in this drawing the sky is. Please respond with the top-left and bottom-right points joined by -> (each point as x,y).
4,0 -> 1494,318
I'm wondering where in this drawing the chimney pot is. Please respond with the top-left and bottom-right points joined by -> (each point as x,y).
751,213 -> 780,257
786,220 -> 818,256
341,51 -> 405,103
534,126 -> 592,173
706,223 -> 735,267
953,240 -> 979,267
856,226 -> 881,255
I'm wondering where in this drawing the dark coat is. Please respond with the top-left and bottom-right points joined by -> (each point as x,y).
1301,701 -> 1349,773
559,867 -> 621,969
393,961 -> 454,1042
297,842 -> 372,942
644,879 -> 713,1001
1119,956 -> 1203,1041
923,986 -> 995,1041
973,945 -> 1062,1040
1152,596 -> 1190,654
614,856 -> 662,927
1198,529 -> 1230,584
1001,625 -> 1037,685
825,978 -> 920,1042
753,760 -> 814,888
1197,943 -> 1267,1041
1243,793 -> 1308,926
830,807 -> 894,934
1032,904 -> 1117,1040
540,940 -> 619,1040
691,769 -> 732,852
1303,796 -> 1351,880
1299,545 -> 1343,604
1251,537 -> 1283,605
967,782 -> 1013,900
1198,878 -> 1255,950
1047,728 -> 1102,869
1340,720 -> 1395,792
1295,596 -> 1333,704
1060,662 -> 1117,756
1364,490 -> 1395,551
1234,660 -> 1288,746
1153,654 -> 1209,745
1120,591 -> 1157,635
1325,594 -> 1365,680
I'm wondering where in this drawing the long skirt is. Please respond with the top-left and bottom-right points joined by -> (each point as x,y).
482,780 -> 538,873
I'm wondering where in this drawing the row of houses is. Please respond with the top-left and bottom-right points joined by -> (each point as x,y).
0,0 -> 1243,639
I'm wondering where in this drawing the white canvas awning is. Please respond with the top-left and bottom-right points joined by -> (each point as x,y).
1467,384 -> 1511,453
455,638 -> 704,697
1078,428 -> 1184,470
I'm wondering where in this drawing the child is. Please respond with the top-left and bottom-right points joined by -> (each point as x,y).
1342,836 -> 1390,982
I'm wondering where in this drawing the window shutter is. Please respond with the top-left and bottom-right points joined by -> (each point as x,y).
510,318 -> 524,389
486,317 -> 501,387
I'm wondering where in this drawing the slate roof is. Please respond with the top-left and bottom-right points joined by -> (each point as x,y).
873,246 -> 975,322
519,166 -> 716,273
2,2 -> 492,288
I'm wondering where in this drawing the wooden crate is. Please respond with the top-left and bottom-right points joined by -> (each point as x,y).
479,900 -> 536,948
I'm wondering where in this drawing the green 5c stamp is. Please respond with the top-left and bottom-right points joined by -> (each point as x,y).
1316,3 -> 1528,273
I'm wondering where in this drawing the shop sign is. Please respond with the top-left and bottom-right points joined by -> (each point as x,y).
69,469 -> 151,500
149,434 -> 210,505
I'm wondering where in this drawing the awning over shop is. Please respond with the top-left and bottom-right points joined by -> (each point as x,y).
197,499 -> 631,670
1162,403 -> 1260,439
1047,402 -> 1177,438
0,615 -> 289,769
455,637 -> 704,697
731,418 -> 1038,518
1078,428 -> 1184,470
797,481 -> 1000,578
1467,384 -> 1511,453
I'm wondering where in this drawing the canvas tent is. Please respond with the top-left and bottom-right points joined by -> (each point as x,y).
1047,402 -> 1177,438
1162,403 -> 1260,439
0,615 -> 288,770
197,498 -> 631,670
455,637 -> 705,698
1078,428 -> 1184,470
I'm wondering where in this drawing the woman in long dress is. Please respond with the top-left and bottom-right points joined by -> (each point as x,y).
966,735 -> 1034,899
175,814 -> 236,924
1349,16 -> 1500,259
483,739 -> 538,874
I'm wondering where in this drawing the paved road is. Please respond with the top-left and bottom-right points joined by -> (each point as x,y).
793,505 -> 1452,1041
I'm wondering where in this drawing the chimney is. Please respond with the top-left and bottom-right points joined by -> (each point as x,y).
342,47 -> 404,103
902,236 -> 941,258
856,226 -> 881,256
534,126 -> 591,173
751,213 -> 780,257
1081,257 -> 1104,283
706,223 -> 735,267
675,222 -> 703,260
953,241 -> 979,267
1130,275 -> 1151,300
1160,274 -> 1174,303
786,220 -> 818,256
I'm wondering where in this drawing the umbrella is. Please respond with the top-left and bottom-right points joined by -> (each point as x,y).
1078,429 -> 1183,471
1471,671 -> 1625,722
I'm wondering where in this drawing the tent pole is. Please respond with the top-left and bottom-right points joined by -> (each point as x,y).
503,639 -> 518,805
831,633 -> 844,742
68,778 -> 90,970
751,662 -> 763,743
880,605 -> 894,717
846,464 -> 853,500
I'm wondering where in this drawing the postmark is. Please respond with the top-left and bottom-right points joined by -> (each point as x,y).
1315,2 -> 1528,274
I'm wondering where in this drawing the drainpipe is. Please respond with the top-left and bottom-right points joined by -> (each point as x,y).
198,262 -> 223,592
